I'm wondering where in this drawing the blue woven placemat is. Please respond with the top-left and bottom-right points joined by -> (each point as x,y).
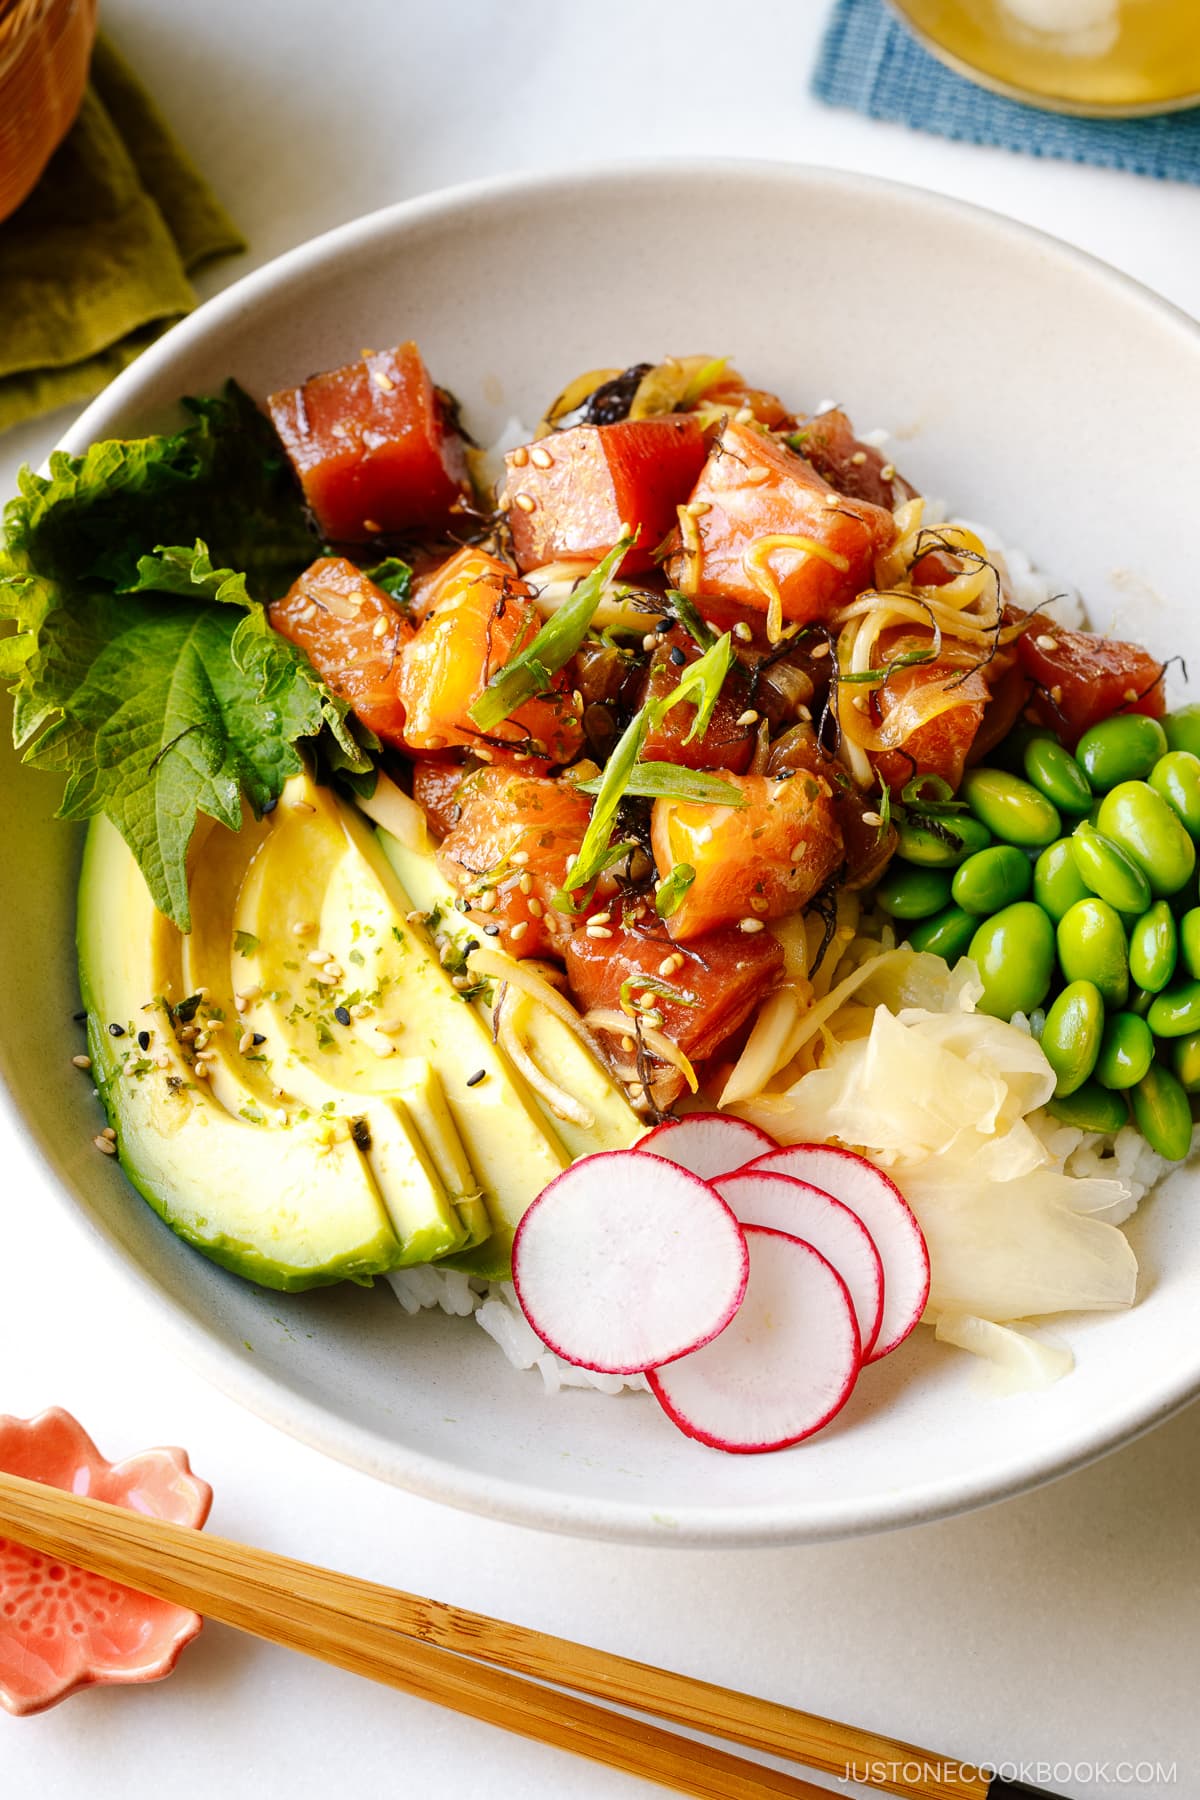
814,0 -> 1200,183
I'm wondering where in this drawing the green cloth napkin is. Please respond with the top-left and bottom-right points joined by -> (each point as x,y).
0,35 -> 245,434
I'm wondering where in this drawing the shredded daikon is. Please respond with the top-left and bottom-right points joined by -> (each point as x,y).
496,990 -> 595,1128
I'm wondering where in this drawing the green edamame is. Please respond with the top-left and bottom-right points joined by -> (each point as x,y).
1149,750 -> 1200,838
1180,908 -> 1200,980
1069,823 -> 1152,916
894,814 -> 992,868
1057,897 -> 1129,1010
1171,1032 -> 1200,1094
1130,1064 -> 1194,1161
1034,839 -> 1091,922
950,845 -> 1032,916
875,864 -> 953,920
1129,986 -> 1154,1018
1146,980 -> 1200,1038
1076,713 -> 1168,791
1096,781 -> 1196,898
1094,1012 -> 1154,1090
961,768 -> 1061,849
1046,1080 -> 1129,1134
968,902 -> 1056,1021
1040,981 -> 1104,1097
906,905 -> 977,962
1129,901 -> 1177,993
1022,737 -> 1093,816
1164,705 -> 1200,761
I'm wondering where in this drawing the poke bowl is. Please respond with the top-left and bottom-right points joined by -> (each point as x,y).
2,161 -> 1200,1545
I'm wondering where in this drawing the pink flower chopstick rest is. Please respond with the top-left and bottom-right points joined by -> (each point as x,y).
0,1407 -> 212,1715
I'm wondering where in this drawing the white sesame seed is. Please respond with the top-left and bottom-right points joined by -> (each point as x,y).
193,1032 -> 209,1050
71,1054 -> 91,1070
739,917 -> 765,933
372,616 -> 390,638
590,911 -> 612,926
192,1062 -> 210,1081
315,969 -> 341,986
155,1053 -> 171,1069
452,974 -> 473,990
1035,634 -> 1060,652
861,810 -> 884,828
657,956 -> 676,977
686,500 -> 711,517
362,518 -> 382,534
880,463 -> 895,481
513,492 -> 537,513
373,369 -> 395,393
375,1018 -> 405,1036
94,1134 -> 118,1155
850,450 -> 867,466
510,851 -> 530,866
811,642 -> 831,659
733,621 -> 754,644
238,1029 -> 255,1054
736,709 -> 759,727
1123,688 -> 1139,703
628,1082 -> 646,1101
824,492 -> 841,508
195,987 -> 210,1002
530,445 -> 554,468
290,800 -> 315,815
509,921 -> 530,941
621,1035 -> 636,1053
510,445 -> 529,468
237,986 -> 262,1005
349,1003 -> 371,1019
374,1042 -> 396,1059
642,634 -> 658,653
519,872 -> 533,895
745,465 -> 771,483
1051,684 -> 1064,705
586,924 -> 613,939
528,898 -> 544,918
478,889 -> 498,913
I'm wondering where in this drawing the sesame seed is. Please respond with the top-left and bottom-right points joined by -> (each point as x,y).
1051,684 -> 1064,705
374,1042 -> 396,1059
642,634 -> 658,653
362,518 -> 383,534
745,465 -> 771,483
510,850 -> 530,866
509,921 -> 529,942
750,896 -> 770,914
238,1029 -> 254,1054
528,898 -> 544,918
372,370 -> 394,393
513,492 -> 537,513
290,799 -> 316,815
315,969 -> 341,986
467,1069 -> 487,1087
739,917 -> 765,933
376,1019 -> 405,1036
686,500 -> 711,517
669,645 -> 687,666
590,911 -> 611,926
880,463 -> 895,481
736,709 -> 759,727
237,986 -> 262,1005
94,1134 -> 118,1156
372,616 -> 390,638
530,445 -> 554,468
621,1035 -> 636,1053
811,642 -> 831,659
851,450 -> 867,466
71,1054 -> 91,1071
274,1108 -> 289,1127
861,810 -> 884,828
194,1032 -> 209,1050
192,1062 -> 210,1081
252,1033 -> 266,1046
307,949 -> 331,966
483,922 -> 501,936
733,621 -> 754,644
452,974 -> 473,990
108,1023 -> 125,1037
478,890 -> 498,913
586,924 -> 613,939
852,694 -> 868,711
657,956 -> 676,977
100,1125 -> 116,1140
796,703 -> 813,721
1123,688 -> 1139,702
628,1082 -> 646,1101
155,1053 -> 171,1069
178,1024 -> 197,1043
519,872 -> 534,895
1035,634 -> 1059,652
824,492 -> 841,508
196,987 -> 210,1002
137,1030 -> 151,1051
510,445 -> 529,467
334,1005 -> 352,1026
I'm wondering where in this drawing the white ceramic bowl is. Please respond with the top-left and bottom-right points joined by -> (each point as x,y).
4,163 -> 1199,1546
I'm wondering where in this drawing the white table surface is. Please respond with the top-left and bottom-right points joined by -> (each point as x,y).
3,3 -> 1199,1795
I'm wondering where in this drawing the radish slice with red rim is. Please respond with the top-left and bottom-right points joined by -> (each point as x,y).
637,1112 -> 778,1181
712,1170 -> 885,1359
648,1226 -> 861,1454
511,1149 -> 749,1375
748,1144 -> 929,1361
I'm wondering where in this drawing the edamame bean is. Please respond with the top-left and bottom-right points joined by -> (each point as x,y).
1095,781 -> 1197,898
906,904 -> 978,963
1040,981 -> 1104,1097
1076,713 -> 1168,790
991,723 -> 1052,774
1130,1064 -> 1194,1161
894,814 -> 992,868
1057,897 -> 1129,1010
875,864 -> 953,920
1129,986 -> 1154,1017
1069,822 -> 1152,916
1171,1032 -> 1200,1094
960,768 -> 1061,849
1149,750 -> 1200,838
1146,980 -> 1200,1038
1180,908 -> 1200,979
1164,705 -> 1200,761
968,902 -> 1056,1021
1022,737 -> 1093,816
1034,838 -> 1091,922
1094,1012 -> 1154,1090
1046,1079 -> 1129,1134
1129,901 -> 1177,993
950,845 -> 1032,916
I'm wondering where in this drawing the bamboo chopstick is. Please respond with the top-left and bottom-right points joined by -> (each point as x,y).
0,1469 -> 1031,1800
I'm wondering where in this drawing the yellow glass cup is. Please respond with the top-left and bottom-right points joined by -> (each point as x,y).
888,0 -> 1200,116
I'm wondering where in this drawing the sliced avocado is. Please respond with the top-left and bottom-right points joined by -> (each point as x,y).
234,777 -> 570,1276
377,828 -> 643,1162
77,816 -> 404,1291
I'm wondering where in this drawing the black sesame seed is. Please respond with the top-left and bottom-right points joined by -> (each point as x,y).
669,645 -> 687,666
464,939 -> 480,953
466,1069 -> 487,1088
262,797 -> 278,815
483,923 -> 501,936
251,1032 -> 266,1046
137,1030 -> 151,1051
333,1005 -> 351,1027
108,1023 -> 126,1037
350,1117 -> 372,1151
655,616 -> 673,632
72,1009 -> 87,1023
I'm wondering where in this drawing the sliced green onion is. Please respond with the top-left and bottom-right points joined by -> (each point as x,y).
838,645 -> 940,685
656,631 -> 733,745
665,588 -> 716,650
619,973 -> 700,1011
560,707 -> 650,896
469,534 -> 631,732
575,763 -> 746,807
551,839 -> 639,914
681,356 -> 728,405
655,863 -> 696,919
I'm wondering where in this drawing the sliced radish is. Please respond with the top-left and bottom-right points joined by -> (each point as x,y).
712,1170 -> 885,1358
637,1112 -> 778,1181
511,1150 -> 749,1375
648,1226 -> 861,1453
748,1144 -> 929,1361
